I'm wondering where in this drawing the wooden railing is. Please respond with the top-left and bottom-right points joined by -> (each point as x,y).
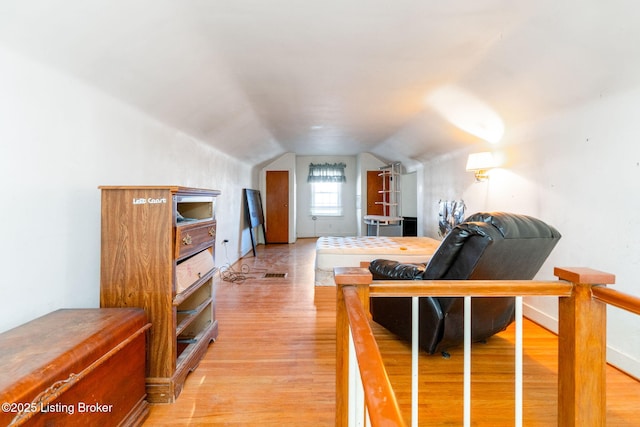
335,266 -> 628,427
341,285 -> 406,426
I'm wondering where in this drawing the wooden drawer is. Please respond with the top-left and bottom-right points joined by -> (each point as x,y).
0,309 -> 150,427
176,249 -> 215,294
175,220 -> 216,259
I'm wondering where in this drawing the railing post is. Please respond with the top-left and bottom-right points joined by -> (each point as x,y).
555,267 -> 615,427
335,267 -> 372,427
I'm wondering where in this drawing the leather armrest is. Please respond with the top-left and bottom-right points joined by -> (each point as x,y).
369,259 -> 426,280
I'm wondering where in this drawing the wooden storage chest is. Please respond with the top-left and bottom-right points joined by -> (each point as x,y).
0,308 -> 150,426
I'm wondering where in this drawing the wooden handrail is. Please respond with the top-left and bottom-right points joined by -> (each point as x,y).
592,286 -> 640,315
342,286 -> 406,427
370,280 -> 573,297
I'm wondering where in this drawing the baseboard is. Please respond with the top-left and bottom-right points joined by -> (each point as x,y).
523,302 -> 640,380
522,302 -> 558,333
605,345 -> 640,380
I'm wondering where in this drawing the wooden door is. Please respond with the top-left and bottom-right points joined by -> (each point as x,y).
366,170 -> 389,216
266,170 -> 289,243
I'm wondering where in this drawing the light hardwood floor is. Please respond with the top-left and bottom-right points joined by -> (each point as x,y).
144,238 -> 640,426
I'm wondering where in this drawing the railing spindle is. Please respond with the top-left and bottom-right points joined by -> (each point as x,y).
411,296 -> 419,427
515,296 -> 523,427
463,296 -> 472,427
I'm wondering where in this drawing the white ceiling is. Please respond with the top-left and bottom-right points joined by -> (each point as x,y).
1,1 -> 639,167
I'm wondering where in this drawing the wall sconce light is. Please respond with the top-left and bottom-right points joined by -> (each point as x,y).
466,151 -> 495,182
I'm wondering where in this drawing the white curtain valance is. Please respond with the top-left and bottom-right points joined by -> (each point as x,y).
307,162 -> 347,183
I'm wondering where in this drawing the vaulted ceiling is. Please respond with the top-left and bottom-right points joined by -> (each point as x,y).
1,1 -> 638,168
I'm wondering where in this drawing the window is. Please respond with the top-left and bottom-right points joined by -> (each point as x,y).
310,182 -> 343,216
308,163 -> 346,217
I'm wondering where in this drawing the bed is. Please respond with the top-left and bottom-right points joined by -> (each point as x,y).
314,236 -> 441,286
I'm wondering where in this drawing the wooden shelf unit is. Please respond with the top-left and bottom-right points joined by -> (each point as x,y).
99,186 -> 221,403
375,163 -> 402,218
365,163 -> 403,236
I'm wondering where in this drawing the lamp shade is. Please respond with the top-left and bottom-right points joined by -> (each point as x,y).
466,152 -> 495,171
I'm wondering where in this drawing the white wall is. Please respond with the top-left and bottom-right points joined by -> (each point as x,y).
401,172 -> 418,217
0,46 -> 253,333
296,155 -> 358,238
420,85 -> 640,378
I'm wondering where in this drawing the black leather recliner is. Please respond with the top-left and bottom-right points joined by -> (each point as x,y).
369,212 -> 561,355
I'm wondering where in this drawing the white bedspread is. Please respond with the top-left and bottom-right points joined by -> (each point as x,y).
314,236 -> 440,286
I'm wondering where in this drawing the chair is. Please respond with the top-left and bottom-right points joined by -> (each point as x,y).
368,212 -> 561,355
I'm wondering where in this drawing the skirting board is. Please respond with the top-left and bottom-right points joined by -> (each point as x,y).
523,302 -> 640,380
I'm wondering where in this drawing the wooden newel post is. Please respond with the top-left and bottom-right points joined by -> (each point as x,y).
334,267 -> 373,427
555,267 -> 615,427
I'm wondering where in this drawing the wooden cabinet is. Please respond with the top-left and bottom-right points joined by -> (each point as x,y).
99,186 -> 220,403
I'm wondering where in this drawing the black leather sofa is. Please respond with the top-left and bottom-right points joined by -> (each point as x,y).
368,212 -> 561,355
